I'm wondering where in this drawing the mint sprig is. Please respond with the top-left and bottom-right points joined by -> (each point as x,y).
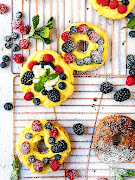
112,168 -> 135,180
29,15 -> 53,44
10,155 -> 20,180
127,16 -> 135,29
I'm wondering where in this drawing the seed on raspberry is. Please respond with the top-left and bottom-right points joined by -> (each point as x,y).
43,54 -> 54,62
0,4 -> 7,14
28,61 -> 38,70
33,160 -> 44,173
24,92 -> 34,101
11,19 -> 22,30
20,142 -> 30,155
118,5 -> 127,14
64,53 -> 76,64
66,169 -> 77,180
89,32 -> 101,43
20,25 -> 30,35
49,160 -> 61,171
32,120 -> 42,132
49,127 -> 58,138
54,66 -> 63,74
13,54 -> 24,64
126,76 -> 135,86
97,0 -> 109,6
78,24 -> 89,35
61,31 -> 73,42
19,39 -> 30,49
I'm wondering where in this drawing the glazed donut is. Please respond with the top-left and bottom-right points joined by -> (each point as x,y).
16,119 -> 71,174
89,0 -> 135,20
94,115 -> 135,163
20,49 -> 74,107
59,22 -> 108,72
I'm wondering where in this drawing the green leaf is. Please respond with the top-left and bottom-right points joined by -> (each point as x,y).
45,17 -> 53,29
44,38 -> 52,45
34,81 -> 44,92
39,26 -> 50,38
112,168 -> 135,177
127,16 -> 135,29
43,68 -> 50,77
30,34 -> 46,43
32,15 -> 39,29
10,155 -> 20,180
115,174 -> 124,180
47,73 -> 59,80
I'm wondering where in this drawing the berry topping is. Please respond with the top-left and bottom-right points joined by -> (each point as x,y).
11,19 -> 22,30
126,76 -> 135,86
11,32 -> 18,39
114,88 -> 130,102
25,133 -> 32,139
42,89 -> 48,96
55,154 -> 61,161
54,66 -> 63,74
76,59 -> 84,66
0,4 -> 7,14
118,5 -> 127,14
73,123 -> 85,135
33,160 -> 44,173
12,44 -> 20,52
129,69 -> 135,77
28,155 -> 35,163
91,50 -> 104,64
2,55 -> 10,62
16,11 -> 23,18
100,82 -> 113,94
0,62 -> 6,68
4,103 -> 13,111
61,31 -> 73,42
28,61 -> 38,70
20,142 -> 30,155
49,160 -> 61,171
60,73 -> 66,80
78,24 -> 89,35
64,53 -> 76,64
43,54 -> 54,62
49,127 -> 58,138
58,82 -> 66,90
32,120 -> 42,132
48,137 -> 55,145
45,122 -> 53,129
66,169 -> 77,180
97,0 -> 109,6
21,71 -> 34,85
43,157 -> 49,164
20,25 -> 30,35
109,0 -> 118,9
70,26 -> 78,34
97,38 -> 104,45
97,46 -> 104,53
33,98 -> 41,105
129,31 -> 135,38
122,0 -> 129,6
127,13 -> 134,19
47,88 -> 60,103
51,140 -> 67,153
5,42 -> 12,49
13,54 -> 24,64
83,56 -> 92,65
89,32 -> 101,43
87,29 -> 94,36
24,92 -> 34,101
62,40 -> 76,53
4,36 -> 11,42
19,39 -> 30,49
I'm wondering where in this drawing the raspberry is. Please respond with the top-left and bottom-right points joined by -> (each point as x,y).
97,0 -> 109,6
33,160 -> 44,173
32,120 -> 42,132
109,0 -> 118,9
24,92 -> 34,101
78,24 -> 89,35
0,4 -> 7,14
66,170 -> 77,180
19,39 -> 30,49
11,19 -> 22,30
126,76 -> 135,86
43,54 -> 54,62
49,160 -> 61,171
49,127 -> 58,138
64,53 -> 76,64
20,25 -> 29,35
61,31 -> 73,42
13,54 -> 24,64
89,32 -> 101,43
28,61 -> 38,70
20,142 -> 30,155
54,66 -> 63,74
118,5 -> 127,14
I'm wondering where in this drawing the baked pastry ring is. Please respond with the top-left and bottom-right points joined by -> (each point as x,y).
59,22 -> 108,72
16,119 -> 71,174
94,115 -> 135,163
20,49 -> 74,107
89,0 -> 135,20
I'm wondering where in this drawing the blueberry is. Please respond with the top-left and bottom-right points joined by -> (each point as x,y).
2,55 -> 10,62
60,73 -> 66,80
4,103 -> 13,111
16,11 -> 23,18
127,54 -> 135,62
48,137 -> 55,145
127,13 -> 134,19
11,32 -> 18,39
38,61 -> 47,68
12,44 -> 20,52
97,38 -> 104,45
122,0 -> 129,6
129,31 -> 135,38
48,62 -> 55,69
5,42 -> 12,49
76,59 -> 84,66
87,29 -> 94,36
0,62 -> 6,68
43,157 -> 49,164
55,154 -> 61,161
33,98 -> 41,105
25,133 -> 32,139
97,46 -> 104,53
129,69 -> 135,77
70,26 -> 78,34
42,89 -> 48,96
28,155 -> 35,163
4,36 -> 11,42
58,82 -> 66,90
45,122 -> 52,129
83,56 -> 92,65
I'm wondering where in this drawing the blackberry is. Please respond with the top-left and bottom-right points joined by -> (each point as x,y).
70,26 -> 78,34
62,40 -> 76,53
83,57 -> 92,65
55,154 -> 61,161
21,71 -> 34,85
76,59 -> 84,66
60,73 -> 66,80
97,38 -> 104,45
127,54 -> 135,62
91,50 -> 104,64
97,46 -> 104,53
129,69 -> 135,77
12,44 -> 20,52
38,61 -> 47,68
127,13 -> 134,19
48,62 -> 55,69
4,36 -> 11,42
48,137 -> 55,145
42,89 -> 48,96
33,98 -> 41,105
122,0 -> 129,6
0,62 -> 6,68
114,88 -> 130,102
25,133 -> 32,139
129,31 -> 135,38
28,155 -> 35,163
47,88 -> 60,103
43,157 -> 49,164
2,55 -> 10,62
100,82 -> 113,94
73,123 -> 85,135
4,103 -> 13,111
87,29 -> 94,36
45,122 -> 53,129
16,11 -> 23,18
5,42 -> 12,49
126,61 -> 134,69
51,140 -> 67,153
11,32 -> 18,39
58,82 -> 66,90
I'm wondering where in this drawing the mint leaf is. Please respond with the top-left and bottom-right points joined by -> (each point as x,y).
44,38 -> 52,44
45,17 -> 53,29
47,73 -> 59,80
39,26 -> 50,38
34,81 -> 44,92
127,16 -> 135,29
10,155 -> 20,180
112,168 -> 135,177
43,68 -> 50,76
32,15 -> 39,29
31,34 -> 47,43
116,174 -> 124,180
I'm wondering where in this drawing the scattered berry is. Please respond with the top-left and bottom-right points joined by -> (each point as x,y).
25,133 -> 32,139
73,123 -> 85,135
55,154 -> 61,161
33,160 -> 44,173
66,169 -> 77,180
83,56 -> 92,65
0,4 -> 7,14
20,142 -> 30,155
118,5 -> 127,14
89,32 -> 101,43
32,120 -> 42,132
11,19 -> 22,30
28,155 -> 35,163
87,29 -> 94,36
50,127 -> 58,138
42,89 -> 48,96
33,98 -> 41,105
48,137 -> 55,145
0,62 -> 6,68
58,82 -> 66,90
97,46 -> 104,53
129,69 -> 135,77
100,82 -> 113,94
21,71 -> 34,85
47,88 -> 60,102
24,92 -> 34,101
43,158 -> 49,164
13,54 -> 24,63
61,31 -> 73,42
126,61 -> 134,69
129,31 -> 135,38
60,73 -> 66,80
114,88 -> 130,102
12,44 -> 20,52
97,38 -> 104,45
78,24 -> 89,35
11,32 -> 18,39
97,0 -> 109,6
4,103 -> 13,111
28,61 -> 38,70
64,53 -> 76,64
127,54 -> 135,62
62,40 -> 76,53
127,13 -> 134,19
109,0 -> 118,9
49,160 -> 61,171
16,11 -> 23,19
4,36 -> 11,42
122,0 -> 129,6
5,42 -> 12,49
45,122 -> 53,129
126,76 -> 135,86
70,26 -> 78,34
2,55 -> 9,62
51,140 -> 67,153
76,59 -> 84,66
54,66 -> 63,74
19,39 -> 30,49
43,54 -> 54,62
20,25 -> 29,35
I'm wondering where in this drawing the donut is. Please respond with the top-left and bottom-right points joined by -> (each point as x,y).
20,49 -> 74,107
16,119 -> 71,174
94,115 -> 135,163
89,0 -> 135,20
59,22 -> 108,72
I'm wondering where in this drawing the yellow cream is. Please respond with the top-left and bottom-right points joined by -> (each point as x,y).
16,119 -> 71,174
89,0 -> 135,20
59,22 -> 108,71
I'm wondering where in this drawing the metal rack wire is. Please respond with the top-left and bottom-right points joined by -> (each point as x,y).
11,0 -> 135,179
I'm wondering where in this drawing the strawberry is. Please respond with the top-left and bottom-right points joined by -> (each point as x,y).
24,92 -> 34,101
49,127 -> 58,138
11,19 -> 22,30
126,76 -> 135,86
43,54 -> 54,62
20,25 -> 29,35
66,169 -> 77,180
118,5 -> 127,14
0,4 -> 7,14
49,160 -> 61,171
13,54 -> 24,64
32,120 -> 42,132
78,24 -> 89,35
19,39 -> 30,49
109,0 -> 118,9
97,0 -> 109,6
61,31 -> 73,42
64,53 -> 76,64
28,61 -> 38,70
54,66 -> 63,74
